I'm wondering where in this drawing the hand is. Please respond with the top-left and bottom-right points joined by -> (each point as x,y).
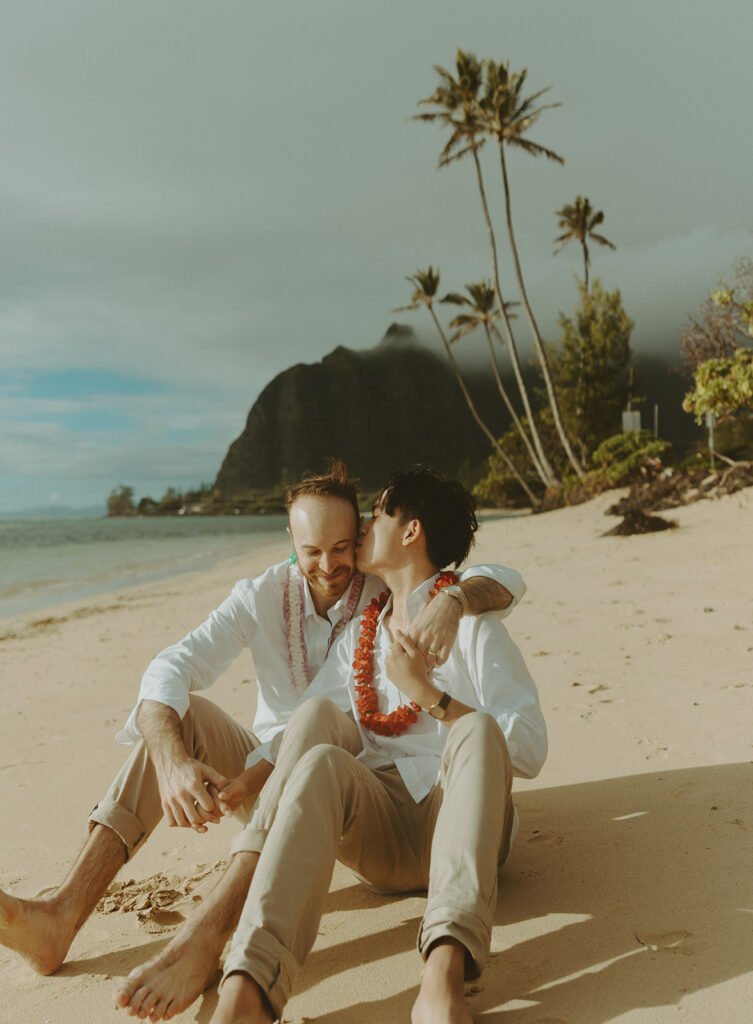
406,590 -> 461,671
156,757 -> 229,833
385,630 -> 431,704
216,772 -> 256,817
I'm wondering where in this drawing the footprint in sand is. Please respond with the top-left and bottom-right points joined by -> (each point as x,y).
95,862 -> 225,915
137,908 -> 186,934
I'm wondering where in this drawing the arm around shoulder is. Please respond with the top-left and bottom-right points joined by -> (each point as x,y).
459,563 -> 526,617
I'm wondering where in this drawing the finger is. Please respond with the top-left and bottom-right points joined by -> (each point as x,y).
175,795 -> 203,827
405,625 -> 430,654
395,629 -> 418,655
191,785 -> 215,815
193,790 -> 222,820
201,764 -> 230,791
434,643 -> 451,666
162,802 -> 178,828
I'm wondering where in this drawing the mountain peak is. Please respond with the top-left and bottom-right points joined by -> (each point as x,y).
377,323 -> 420,350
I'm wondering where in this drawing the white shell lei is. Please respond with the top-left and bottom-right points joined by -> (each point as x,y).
283,563 -> 365,696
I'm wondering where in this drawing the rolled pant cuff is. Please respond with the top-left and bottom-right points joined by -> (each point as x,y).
418,904 -> 492,980
88,799 -> 146,860
222,928 -> 299,1020
229,824 -> 268,857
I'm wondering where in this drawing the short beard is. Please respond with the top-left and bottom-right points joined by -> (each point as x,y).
301,565 -> 354,602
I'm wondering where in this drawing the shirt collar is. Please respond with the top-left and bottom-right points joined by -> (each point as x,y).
376,573 -> 442,625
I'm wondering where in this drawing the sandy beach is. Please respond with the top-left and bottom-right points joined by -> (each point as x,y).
1,488 -> 752,1023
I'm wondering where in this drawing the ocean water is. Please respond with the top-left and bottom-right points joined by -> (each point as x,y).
0,515 -> 289,620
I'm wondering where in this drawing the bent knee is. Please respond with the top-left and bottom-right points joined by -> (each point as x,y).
290,695 -> 339,723
292,742 -> 357,787
287,696 -> 348,741
447,711 -> 509,761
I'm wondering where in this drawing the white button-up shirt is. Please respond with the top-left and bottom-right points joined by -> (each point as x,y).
117,560 -> 526,769
304,573 -> 547,804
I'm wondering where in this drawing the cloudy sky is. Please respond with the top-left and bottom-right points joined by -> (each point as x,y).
2,0 -> 751,513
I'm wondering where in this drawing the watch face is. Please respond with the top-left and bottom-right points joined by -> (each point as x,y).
429,704 -> 446,720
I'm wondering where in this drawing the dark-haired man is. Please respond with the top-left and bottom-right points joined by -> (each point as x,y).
0,460 -> 524,1021
209,467 -> 546,1024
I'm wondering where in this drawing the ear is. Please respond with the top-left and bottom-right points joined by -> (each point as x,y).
401,518 -> 423,549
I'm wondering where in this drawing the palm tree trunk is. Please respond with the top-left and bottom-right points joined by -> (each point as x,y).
581,238 -> 590,292
471,147 -> 557,486
497,140 -> 585,479
427,306 -> 540,507
482,322 -> 549,481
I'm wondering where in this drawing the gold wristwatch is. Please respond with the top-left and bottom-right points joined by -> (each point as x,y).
428,691 -> 452,720
440,583 -> 468,616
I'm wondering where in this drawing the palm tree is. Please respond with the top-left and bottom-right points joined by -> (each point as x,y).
554,195 -> 616,291
394,267 -> 539,506
479,59 -> 585,480
414,50 -> 557,487
440,281 -> 550,485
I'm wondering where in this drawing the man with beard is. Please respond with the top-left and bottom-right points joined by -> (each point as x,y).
208,465 -> 546,1024
0,460 -> 522,1021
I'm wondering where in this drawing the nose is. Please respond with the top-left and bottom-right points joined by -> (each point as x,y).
320,553 -> 334,574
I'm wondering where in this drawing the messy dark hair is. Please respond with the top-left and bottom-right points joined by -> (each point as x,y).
285,458 -> 360,532
378,464 -> 477,568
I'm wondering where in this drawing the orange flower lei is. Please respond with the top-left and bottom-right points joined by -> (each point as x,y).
353,570 -> 458,737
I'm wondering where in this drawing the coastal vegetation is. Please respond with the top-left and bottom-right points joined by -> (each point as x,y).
402,49 -> 636,506
106,51 -> 751,519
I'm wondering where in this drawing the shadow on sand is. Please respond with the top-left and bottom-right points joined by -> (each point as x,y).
60,762 -> 752,1022
282,762 -> 753,1022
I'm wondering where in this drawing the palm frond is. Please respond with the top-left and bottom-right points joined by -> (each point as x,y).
507,136 -> 564,164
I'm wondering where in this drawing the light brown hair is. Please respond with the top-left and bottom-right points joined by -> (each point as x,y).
285,458 -> 360,532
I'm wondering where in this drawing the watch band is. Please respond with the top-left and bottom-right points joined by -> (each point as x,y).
428,690 -> 452,720
440,584 -> 468,616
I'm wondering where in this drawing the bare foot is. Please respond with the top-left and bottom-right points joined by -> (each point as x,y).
0,889 -> 75,975
209,972 -> 274,1024
412,940 -> 473,1024
412,986 -> 473,1024
112,922 -> 225,1021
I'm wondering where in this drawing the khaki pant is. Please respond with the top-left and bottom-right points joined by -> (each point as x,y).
224,697 -> 514,1019
89,695 -> 259,857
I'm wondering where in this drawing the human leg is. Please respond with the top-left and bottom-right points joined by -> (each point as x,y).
213,746 -> 411,1023
413,712 -> 514,1023
114,697 -> 362,1020
113,851 -> 259,1020
91,694 -> 259,856
230,695 -> 363,856
0,695 -> 255,976
0,824 -> 125,975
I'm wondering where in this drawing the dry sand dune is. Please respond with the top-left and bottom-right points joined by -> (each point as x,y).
1,488 -> 752,1022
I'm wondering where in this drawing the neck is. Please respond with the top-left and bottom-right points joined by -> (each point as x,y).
380,560 -> 438,627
